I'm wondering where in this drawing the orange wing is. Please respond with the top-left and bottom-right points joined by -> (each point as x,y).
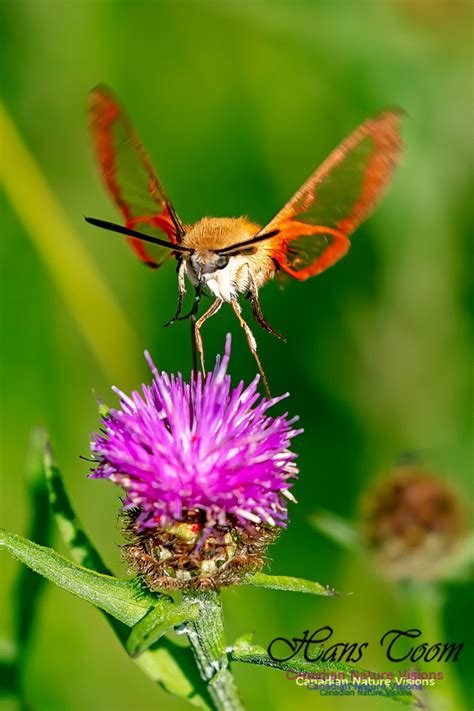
263,110 -> 404,281
89,85 -> 185,268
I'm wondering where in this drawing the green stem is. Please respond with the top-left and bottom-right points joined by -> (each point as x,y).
183,592 -> 245,711
401,583 -> 467,711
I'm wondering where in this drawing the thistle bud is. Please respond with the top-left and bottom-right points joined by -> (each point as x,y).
360,465 -> 467,581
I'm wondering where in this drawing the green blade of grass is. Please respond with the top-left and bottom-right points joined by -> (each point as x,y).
0,101 -> 140,385
309,510 -> 361,551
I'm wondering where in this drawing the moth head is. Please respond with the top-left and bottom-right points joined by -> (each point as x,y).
189,250 -> 232,279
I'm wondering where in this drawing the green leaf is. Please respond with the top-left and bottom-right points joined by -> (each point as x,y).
309,510 -> 361,551
243,571 -> 338,596
42,444 -> 212,709
230,640 -> 414,707
0,530 -> 156,626
133,643 -> 211,708
44,443 -> 111,574
1,430 -> 54,706
14,430 -> 54,648
0,636 -> 20,711
231,636 -> 354,675
126,603 -> 199,659
0,529 -> 212,708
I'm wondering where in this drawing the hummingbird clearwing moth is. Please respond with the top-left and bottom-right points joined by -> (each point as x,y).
87,85 -> 404,396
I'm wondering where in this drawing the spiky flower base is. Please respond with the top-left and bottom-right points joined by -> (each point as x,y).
122,509 -> 279,591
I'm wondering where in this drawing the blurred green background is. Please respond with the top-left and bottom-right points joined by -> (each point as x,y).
0,1 -> 472,710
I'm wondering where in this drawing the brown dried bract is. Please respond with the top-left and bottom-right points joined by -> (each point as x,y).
121,509 -> 279,591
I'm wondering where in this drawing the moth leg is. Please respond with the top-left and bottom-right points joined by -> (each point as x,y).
164,260 -> 187,327
194,297 -> 223,376
247,271 -> 286,342
230,298 -> 271,398
190,283 -> 204,373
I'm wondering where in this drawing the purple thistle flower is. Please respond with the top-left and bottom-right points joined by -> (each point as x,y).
90,335 -> 300,533
89,336 -> 301,589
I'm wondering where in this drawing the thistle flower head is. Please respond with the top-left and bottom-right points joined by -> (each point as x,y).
89,336 -> 301,589
360,465 -> 467,582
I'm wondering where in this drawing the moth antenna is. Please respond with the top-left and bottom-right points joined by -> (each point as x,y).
215,229 -> 280,256
84,217 -> 193,253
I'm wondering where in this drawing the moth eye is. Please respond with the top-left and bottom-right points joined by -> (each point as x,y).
215,254 -> 229,270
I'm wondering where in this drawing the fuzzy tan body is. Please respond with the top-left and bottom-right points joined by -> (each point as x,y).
181,216 -> 276,302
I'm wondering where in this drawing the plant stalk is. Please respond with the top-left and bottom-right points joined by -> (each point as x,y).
402,582 -> 467,711
183,591 -> 245,711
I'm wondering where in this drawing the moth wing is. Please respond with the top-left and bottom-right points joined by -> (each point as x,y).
263,110 -> 404,280
89,85 -> 185,268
